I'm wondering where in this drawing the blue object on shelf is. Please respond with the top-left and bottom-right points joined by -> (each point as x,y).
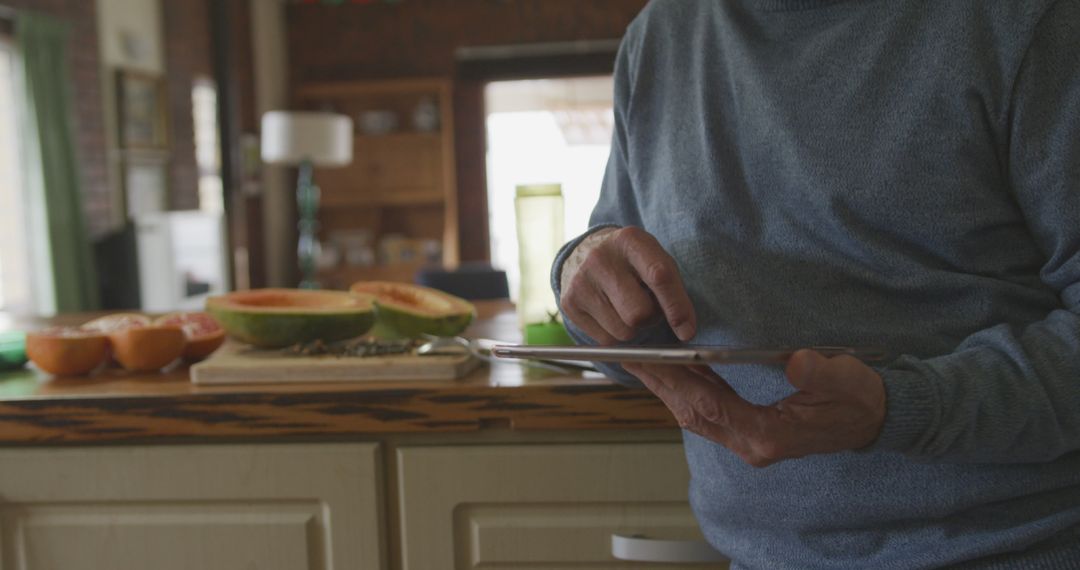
415,262 -> 510,300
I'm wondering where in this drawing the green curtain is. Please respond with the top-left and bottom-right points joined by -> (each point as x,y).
15,12 -> 99,313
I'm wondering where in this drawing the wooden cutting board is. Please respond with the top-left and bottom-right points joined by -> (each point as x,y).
190,342 -> 481,385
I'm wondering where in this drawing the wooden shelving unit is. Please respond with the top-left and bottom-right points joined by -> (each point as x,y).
293,79 -> 459,290
317,261 -> 430,287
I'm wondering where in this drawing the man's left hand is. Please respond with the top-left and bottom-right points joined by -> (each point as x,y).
624,350 -> 886,467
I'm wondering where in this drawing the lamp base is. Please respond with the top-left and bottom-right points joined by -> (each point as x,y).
296,160 -> 321,289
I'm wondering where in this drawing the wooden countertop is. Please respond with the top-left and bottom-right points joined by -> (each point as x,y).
0,301 -> 676,445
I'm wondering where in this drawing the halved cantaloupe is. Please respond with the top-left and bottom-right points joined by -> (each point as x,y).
206,288 -> 376,348
349,281 -> 475,338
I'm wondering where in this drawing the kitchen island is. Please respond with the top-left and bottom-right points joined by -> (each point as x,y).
0,301 -> 675,444
0,302 -> 725,569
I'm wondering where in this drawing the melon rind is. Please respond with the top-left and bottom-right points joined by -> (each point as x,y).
372,304 -> 474,338
206,289 -> 376,348
349,281 -> 475,338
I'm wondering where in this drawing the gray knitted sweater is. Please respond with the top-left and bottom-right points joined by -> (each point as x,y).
552,1 -> 1080,568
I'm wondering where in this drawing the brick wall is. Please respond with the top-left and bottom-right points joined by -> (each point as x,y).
285,0 -> 649,261
6,0 -> 111,237
161,0 -> 213,212
286,0 -> 649,82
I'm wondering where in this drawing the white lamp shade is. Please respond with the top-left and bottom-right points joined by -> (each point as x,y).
260,111 -> 353,167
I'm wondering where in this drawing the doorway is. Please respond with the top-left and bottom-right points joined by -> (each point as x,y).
483,75 -> 614,301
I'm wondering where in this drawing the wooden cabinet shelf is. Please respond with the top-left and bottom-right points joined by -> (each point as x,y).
294,79 -> 459,276
320,190 -> 445,208
318,262 -> 430,289
354,131 -> 441,144
379,192 -> 444,206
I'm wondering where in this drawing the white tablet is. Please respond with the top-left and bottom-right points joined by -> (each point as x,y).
491,344 -> 891,365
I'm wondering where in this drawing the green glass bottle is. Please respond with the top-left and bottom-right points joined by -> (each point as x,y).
515,184 -> 568,344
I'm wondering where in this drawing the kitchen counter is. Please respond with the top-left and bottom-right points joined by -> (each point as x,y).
0,301 -> 676,445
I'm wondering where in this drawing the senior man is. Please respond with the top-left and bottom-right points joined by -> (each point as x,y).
554,0 -> 1080,568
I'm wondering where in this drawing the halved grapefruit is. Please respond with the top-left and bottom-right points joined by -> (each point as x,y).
81,313 -> 152,333
154,312 -> 225,361
84,313 -> 185,372
25,327 -> 110,376
106,325 -> 187,372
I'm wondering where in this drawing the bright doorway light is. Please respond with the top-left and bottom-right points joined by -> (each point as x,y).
192,78 -> 224,214
0,40 -> 32,313
485,76 -> 614,301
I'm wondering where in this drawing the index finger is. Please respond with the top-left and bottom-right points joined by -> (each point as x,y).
616,231 -> 697,341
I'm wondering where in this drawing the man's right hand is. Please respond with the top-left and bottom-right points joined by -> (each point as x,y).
559,226 -> 697,345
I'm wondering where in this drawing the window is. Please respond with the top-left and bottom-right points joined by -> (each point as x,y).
192,78 -> 223,214
0,36 -> 31,313
485,76 -> 615,301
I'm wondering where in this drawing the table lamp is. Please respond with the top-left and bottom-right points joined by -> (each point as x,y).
261,111 -> 353,289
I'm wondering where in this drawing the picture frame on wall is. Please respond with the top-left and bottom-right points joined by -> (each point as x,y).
116,69 -> 167,150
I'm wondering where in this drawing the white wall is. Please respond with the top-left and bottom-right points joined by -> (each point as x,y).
96,0 -> 164,74
96,0 -> 165,230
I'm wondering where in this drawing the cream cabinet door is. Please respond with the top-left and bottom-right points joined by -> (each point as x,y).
0,443 -> 384,570
397,443 -> 728,569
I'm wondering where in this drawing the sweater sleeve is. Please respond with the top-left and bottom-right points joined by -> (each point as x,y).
873,0 -> 1080,463
550,25 -> 678,387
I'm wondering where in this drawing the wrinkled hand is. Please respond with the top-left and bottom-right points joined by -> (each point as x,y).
560,227 -> 696,345
625,350 -> 886,467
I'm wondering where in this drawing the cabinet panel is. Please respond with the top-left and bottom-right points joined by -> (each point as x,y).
317,133 -> 444,208
0,443 -> 384,570
7,502 -> 316,570
356,133 -> 443,195
462,503 -> 706,566
397,443 -> 728,569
